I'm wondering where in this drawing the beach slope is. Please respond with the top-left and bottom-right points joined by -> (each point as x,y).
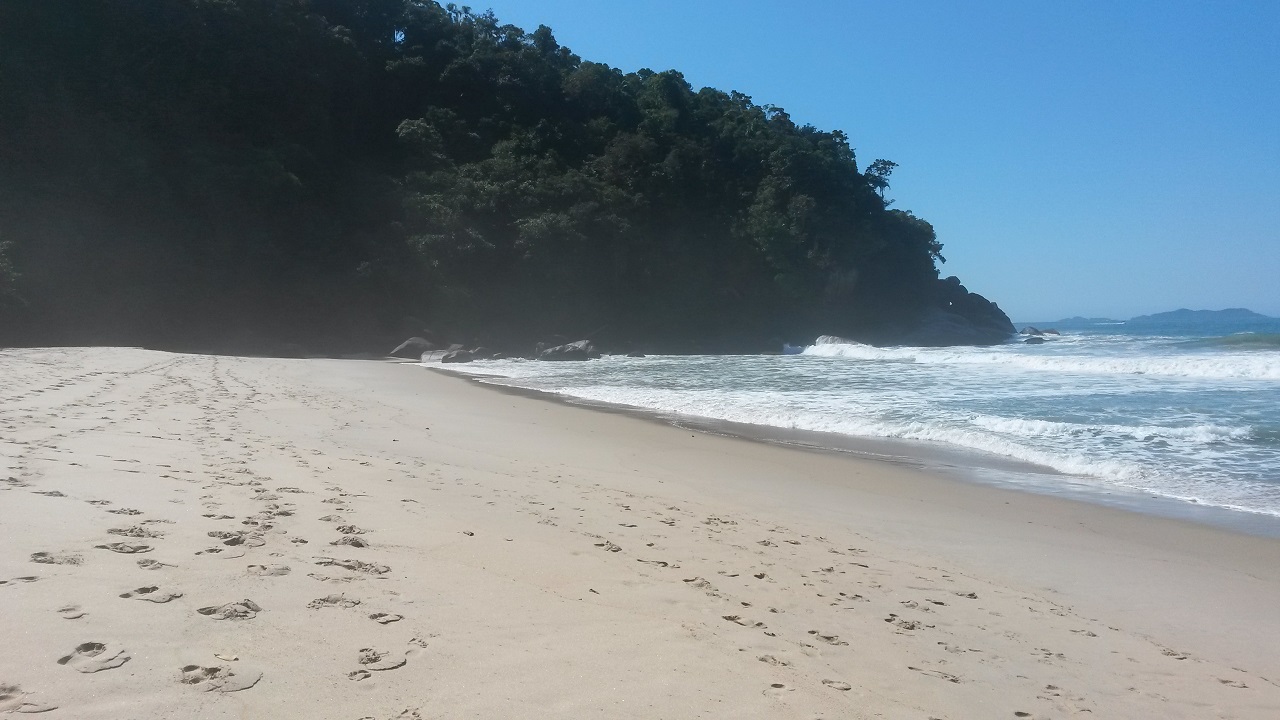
2,347 -> 1277,718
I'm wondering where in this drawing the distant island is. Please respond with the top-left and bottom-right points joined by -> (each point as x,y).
0,0 -> 1011,354
1018,309 -> 1275,332
1039,316 -> 1125,327
1127,308 -> 1275,324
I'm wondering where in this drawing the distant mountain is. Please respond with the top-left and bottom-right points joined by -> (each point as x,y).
1128,308 -> 1274,324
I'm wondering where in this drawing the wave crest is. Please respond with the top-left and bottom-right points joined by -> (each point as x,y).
801,341 -> 1280,380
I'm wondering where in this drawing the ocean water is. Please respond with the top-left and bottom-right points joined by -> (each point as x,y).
423,319 -> 1280,521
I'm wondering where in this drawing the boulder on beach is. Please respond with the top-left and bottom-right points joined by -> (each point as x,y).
441,350 -> 474,363
1024,336 -> 1047,345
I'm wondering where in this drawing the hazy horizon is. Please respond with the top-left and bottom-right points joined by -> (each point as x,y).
1012,307 -> 1279,324
477,0 -> 1280,321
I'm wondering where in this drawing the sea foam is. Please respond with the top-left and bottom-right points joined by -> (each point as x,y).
425,326 -> 1280,518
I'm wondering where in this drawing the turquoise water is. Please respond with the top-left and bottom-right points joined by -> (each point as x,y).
427,319 -> 1280,518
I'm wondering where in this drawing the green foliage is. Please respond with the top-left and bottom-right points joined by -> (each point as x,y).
0,0 -> 950,351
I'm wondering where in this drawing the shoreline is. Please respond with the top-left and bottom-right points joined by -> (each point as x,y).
4,348 -> 1278,718
411,360 -> 1280,677
431,362 -> 1280,539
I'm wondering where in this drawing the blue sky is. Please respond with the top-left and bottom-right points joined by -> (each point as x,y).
474,0 -> 1279,321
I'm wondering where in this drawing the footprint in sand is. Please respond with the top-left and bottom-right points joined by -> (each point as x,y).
908,666 -> 961,684
368,613 -> 403,624
330,535 -> 369,548
308,572 -> 355,583
195,547 -> 245,559
347,669 -> 372,681
56,642 -> 130,673
30,552 -> 82,566
763,683 -> 794,698
56,605 -> 86,620
108,526 -> 164,539
221,534 -> 265,548
119,586 -> 182,603
197,600 -> 261,620
179,664 -> 262,693
808,630 -> 849,646
247,564 -> 291,576
822,679 -> 852,691
106,508 -> 143,516
95,542 -> 152,554
356,648 -> 407,672
336,525 -> 367,535
32,491 -> 66,498
0,683 -> 57,714
314,558 -> 389,575
137,558 -> 174,570
0,576 -> 39,586
308,594 -> 360,610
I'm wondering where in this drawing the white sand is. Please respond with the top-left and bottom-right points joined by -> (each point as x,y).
2,347 -> 1278,719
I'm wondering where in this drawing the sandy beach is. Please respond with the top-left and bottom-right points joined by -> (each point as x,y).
2,347 -> 1278,719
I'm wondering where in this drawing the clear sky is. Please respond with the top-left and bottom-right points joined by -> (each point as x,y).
472,0 -> 1279,321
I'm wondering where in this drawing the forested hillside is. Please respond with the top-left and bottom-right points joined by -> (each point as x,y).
0,0 -> 1011,352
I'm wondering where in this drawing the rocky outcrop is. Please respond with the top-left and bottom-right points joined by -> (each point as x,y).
440,349 -> 474,363
537,340 -> 600,361
894,277 -> 1015,347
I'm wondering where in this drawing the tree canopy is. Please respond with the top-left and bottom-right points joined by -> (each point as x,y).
0,0 -> 976,352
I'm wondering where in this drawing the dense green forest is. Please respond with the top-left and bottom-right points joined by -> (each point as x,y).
0,0 -> 1012,353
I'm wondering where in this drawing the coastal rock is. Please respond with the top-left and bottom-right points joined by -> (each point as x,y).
1021,326 -> 1045,336
896,277 -> 1015,346
389,337 -> 435,359
1024,336 -> 1046,344
440,350 -> 474,364
537,340 -> 600,361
